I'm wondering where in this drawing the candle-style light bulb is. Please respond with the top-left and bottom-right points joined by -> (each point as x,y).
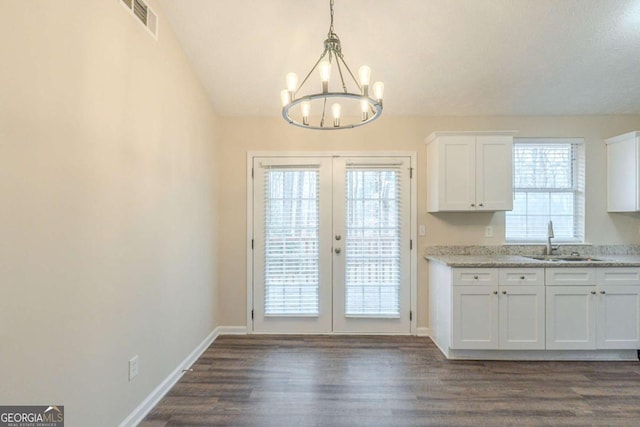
331,103 -> 341,127
373,81 -> 385,103
301,101 -> 311,126
358,65 -> 371,96
361,100 -> 369,121
280,89 -> 290,107
319,60 -> 331,93
286,72 -> 298,100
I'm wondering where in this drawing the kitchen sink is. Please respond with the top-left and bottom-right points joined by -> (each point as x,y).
525,256 -> 603,262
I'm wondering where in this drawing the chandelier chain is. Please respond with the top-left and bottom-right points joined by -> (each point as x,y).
328,0 -> 335,36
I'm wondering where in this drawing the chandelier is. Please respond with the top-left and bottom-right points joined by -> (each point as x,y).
280,0 -> 384,130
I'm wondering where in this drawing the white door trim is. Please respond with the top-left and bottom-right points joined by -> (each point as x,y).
246,151 -> 418,335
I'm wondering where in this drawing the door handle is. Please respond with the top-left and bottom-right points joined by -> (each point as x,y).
334,247 -> 341,254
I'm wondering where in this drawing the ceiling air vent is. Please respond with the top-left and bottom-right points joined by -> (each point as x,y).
120,0 -> 158,39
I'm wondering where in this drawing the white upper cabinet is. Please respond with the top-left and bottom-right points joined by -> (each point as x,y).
606,131 -> 640,212
425,132 -> 515,212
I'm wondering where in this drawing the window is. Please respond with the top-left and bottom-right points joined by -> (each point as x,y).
345,167 -> 402,317
506,139 -> 585,242
264,169 -> 320,315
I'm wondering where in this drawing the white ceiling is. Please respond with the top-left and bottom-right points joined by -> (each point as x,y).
157,0 -> 640,117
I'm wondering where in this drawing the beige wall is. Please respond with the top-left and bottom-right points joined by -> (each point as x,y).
0,1 -> 220,425
219,115 -> 640,328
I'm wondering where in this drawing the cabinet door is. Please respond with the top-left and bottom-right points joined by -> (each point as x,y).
452,285 -> 499,349
596,285 -> 640,349
475,136 -> 513,211
499,285 -> 545,350
546,286 -> 596,350
439,136 -> 476,211
606,135 -> 639,212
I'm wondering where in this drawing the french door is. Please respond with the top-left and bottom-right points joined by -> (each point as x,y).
251,154 -> 413,334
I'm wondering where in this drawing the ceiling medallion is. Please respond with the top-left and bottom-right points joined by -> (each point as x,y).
280,0 -> 384,130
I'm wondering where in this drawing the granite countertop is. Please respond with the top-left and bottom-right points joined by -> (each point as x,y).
425,254 -> 640,268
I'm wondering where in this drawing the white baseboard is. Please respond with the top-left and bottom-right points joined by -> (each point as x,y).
448,349 -> 638,361
216,325 -> 248,335
416,327 -> 430,337
119,326 -> 221,427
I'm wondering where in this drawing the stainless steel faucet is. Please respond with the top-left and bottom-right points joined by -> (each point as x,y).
546,220 -> 555,255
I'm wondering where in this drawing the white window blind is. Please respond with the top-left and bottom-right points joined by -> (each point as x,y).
264,169 -> 319,315
345,167 -> 402,317
506,140 -> 585,242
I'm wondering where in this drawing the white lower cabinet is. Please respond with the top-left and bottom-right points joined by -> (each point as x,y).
451,268 -> 544,350
545,285 -> 597,350
499,285 -> 545,350
452,285 -> 499,349
597,267 -> 640,352
545,268 -> 640,350
429,264 -> 640,358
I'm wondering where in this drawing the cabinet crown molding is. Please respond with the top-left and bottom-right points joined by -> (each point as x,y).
425,131 -> 518,145
605,131 -> 640,145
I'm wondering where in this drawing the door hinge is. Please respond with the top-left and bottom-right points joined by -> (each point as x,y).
410,239 -> 413,250
409,167 -> 413,179
251,167 -> 254,179
410,310 -> 413,321
251,239 -> 254,250
251,309 -> 254,320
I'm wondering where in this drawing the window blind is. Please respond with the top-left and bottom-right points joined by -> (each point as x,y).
264,169 -> 320,315
344,167 -> 402,317
506,141 -> 585,242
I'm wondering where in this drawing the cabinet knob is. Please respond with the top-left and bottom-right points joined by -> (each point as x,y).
334,247 -> 341,254
520,276 -> 525,280
591,291 -> 596,295
502,291 -> 507,295
600,290 -> 606,295
479,203 -> 484,207
474,276 -> 479,280
470,203 -> 475,207
493,291 -> 498,295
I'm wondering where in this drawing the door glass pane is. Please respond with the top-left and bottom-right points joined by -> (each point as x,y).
345,168 -> 401,317
264,169 -> 319,315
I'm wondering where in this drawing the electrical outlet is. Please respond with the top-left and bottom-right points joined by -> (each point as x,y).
419,225 -> 426,236
129,355 -> 139,381
485,226 -> 493,238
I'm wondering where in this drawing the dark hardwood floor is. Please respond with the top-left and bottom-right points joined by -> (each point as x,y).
141,335 -> 640,426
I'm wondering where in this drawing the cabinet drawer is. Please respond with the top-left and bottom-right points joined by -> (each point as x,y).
499,268 -> 544,286
452,268 -> 498,285
597,268 -> 640,285
546,268 -> 596,286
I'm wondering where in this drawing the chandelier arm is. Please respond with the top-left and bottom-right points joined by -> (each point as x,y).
337,53 -> 363,93
320,96 -> 328,128
334,54 -> 348,93
297,49 -> 330,94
